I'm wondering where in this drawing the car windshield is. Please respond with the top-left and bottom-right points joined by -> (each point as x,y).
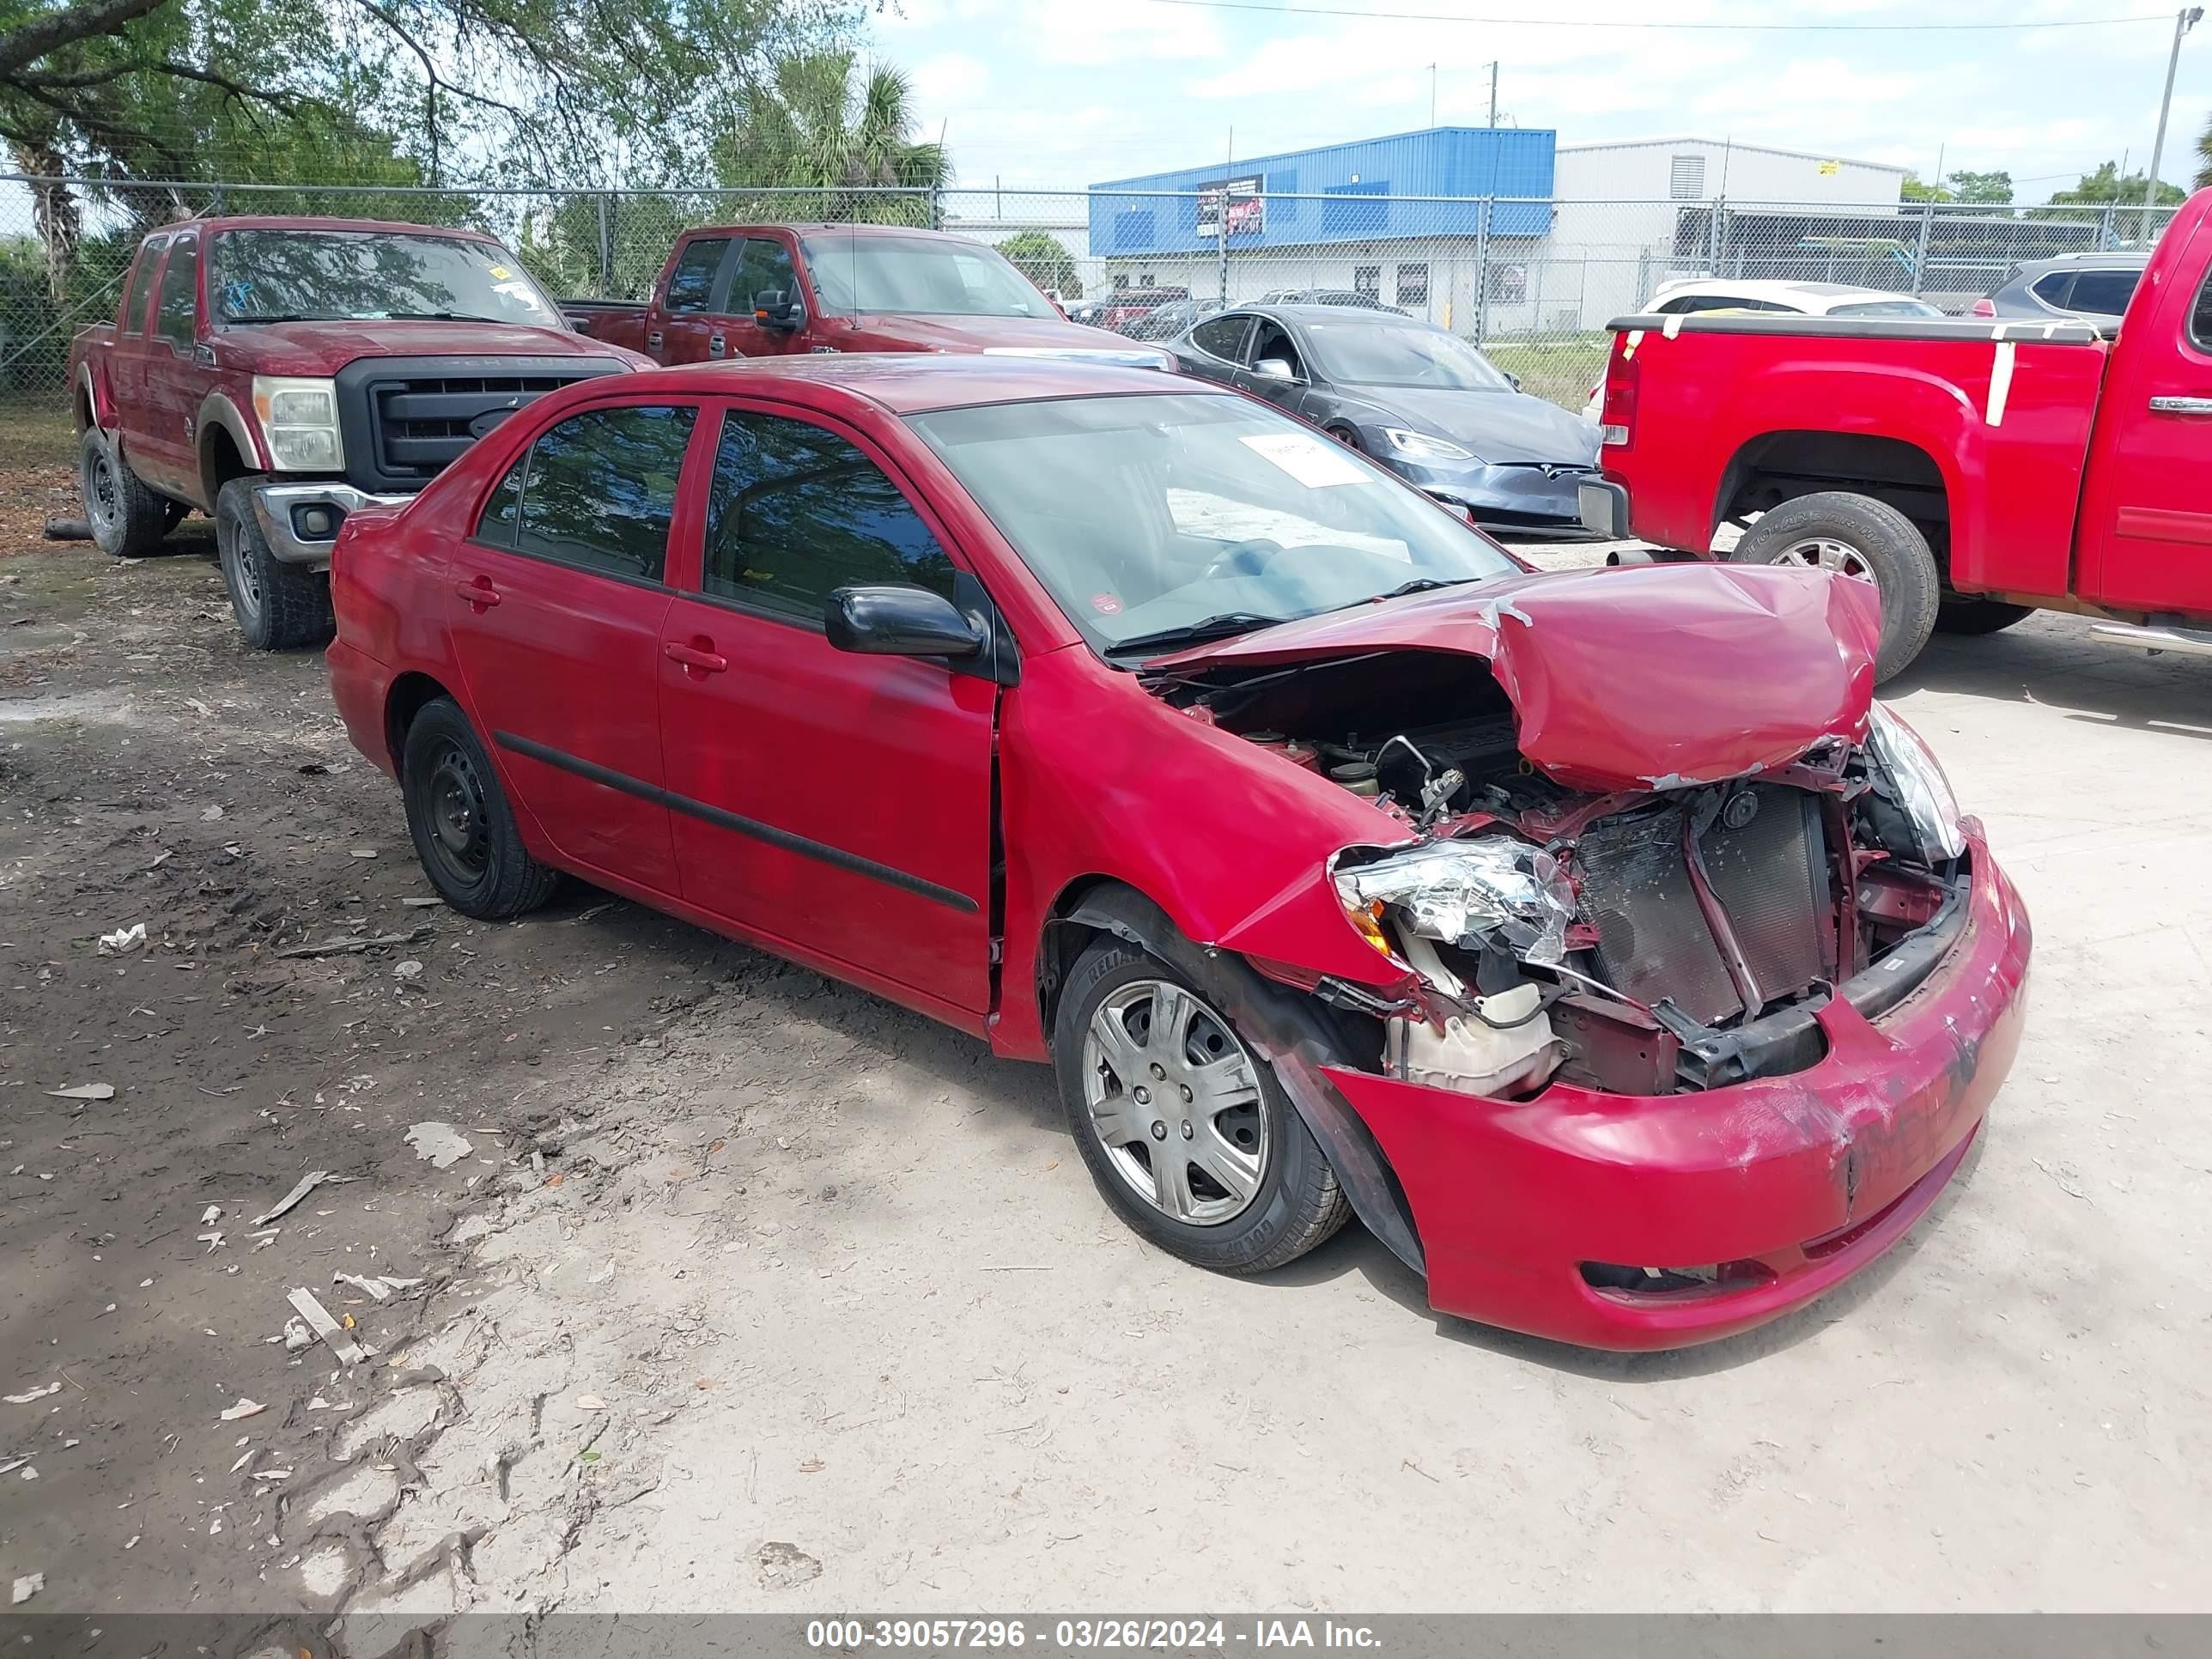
1828,298 -> 1945,318
209,229 -> 555,325
1300,321 -> 1514,391
908,392 -> 1519,656
801,234 -> 1052,318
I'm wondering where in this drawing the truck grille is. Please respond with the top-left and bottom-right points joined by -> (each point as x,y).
368,373 -> 590,481
1576,786 -> 1832,1026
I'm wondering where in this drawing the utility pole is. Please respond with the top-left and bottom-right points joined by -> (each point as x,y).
1427,64 -> 1437,126
1487,61 -> 1499,127
2144,7 -> 2203,234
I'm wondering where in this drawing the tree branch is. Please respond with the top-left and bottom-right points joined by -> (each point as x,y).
0,0 -> 172,79
22,58 -> 304,112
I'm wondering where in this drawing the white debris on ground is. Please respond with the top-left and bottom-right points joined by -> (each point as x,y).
404,1123 -> 473,1170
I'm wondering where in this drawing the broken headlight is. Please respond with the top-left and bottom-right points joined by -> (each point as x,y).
1863,703 -> 1966,865
1334,836 -> 1577,968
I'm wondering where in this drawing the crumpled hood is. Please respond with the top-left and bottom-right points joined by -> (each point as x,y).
838,312 -> 1172,367
216,318 -> 624,377
1149,562 -> 1881,793
1340,384 -> 1601,467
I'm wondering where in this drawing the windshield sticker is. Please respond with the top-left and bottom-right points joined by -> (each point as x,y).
1090,593 -> 1122,615
489,264 -> 511,278
1238,430 -> 1370,489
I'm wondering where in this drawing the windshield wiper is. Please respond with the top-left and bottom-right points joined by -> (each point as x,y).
224,313 -> 338,325
1358,575 -> 1484,605
380,310 -> 507,323
1110,612 -> 1290,658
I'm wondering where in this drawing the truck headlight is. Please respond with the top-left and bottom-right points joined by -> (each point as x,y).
1382,428 -> 1474,463
1864,703 -> 1966,864
1333,836 -> 1577,968
252,376 -> 343,472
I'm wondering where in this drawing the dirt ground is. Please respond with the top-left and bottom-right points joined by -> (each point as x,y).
3,424 -> 2209,1627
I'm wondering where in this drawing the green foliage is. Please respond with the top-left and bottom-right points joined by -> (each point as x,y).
2196,111 -> 2210,192
995,230 -> 1079,299
1900,169 -> 2013,205
712,51 -> 948,223
2046,161 -> 2187,208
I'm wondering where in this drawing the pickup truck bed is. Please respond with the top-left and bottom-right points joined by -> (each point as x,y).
1583,186 -> 2212,679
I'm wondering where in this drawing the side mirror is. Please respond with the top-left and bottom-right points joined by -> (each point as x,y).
1505,371 -> 1523,392
1254,356 -> 1297,382
825,584 -> 986,660
753,289 -> 804,331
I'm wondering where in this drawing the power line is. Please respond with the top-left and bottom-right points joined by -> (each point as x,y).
1134,0 -> 2173,30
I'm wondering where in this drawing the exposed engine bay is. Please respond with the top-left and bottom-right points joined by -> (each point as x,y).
1158,649 -> 1968,1100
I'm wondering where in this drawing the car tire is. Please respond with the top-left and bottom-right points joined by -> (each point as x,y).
399,696 -> 559,921
1729,491 -> 1940,684
1935,596 -> 2035,635
1052,937 -> 1351,1275
80,428 -> 176,559
215,477 -> 334,651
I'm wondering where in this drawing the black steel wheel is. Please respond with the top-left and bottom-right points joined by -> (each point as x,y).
399,697 -> 558,920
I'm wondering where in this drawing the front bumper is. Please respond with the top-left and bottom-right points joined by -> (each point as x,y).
1326,826 -> 2030,1351
1383,453 -> 1600,533
251,481 -> 411,568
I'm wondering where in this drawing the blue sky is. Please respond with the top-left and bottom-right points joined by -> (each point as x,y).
872,0 -> 2210,204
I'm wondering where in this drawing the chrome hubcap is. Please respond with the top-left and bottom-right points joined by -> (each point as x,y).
1771,537 -> 1876,583
1081,978 -> 1268,1225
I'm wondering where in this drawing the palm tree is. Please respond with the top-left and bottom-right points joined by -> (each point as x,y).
715,52 -> 949,226
2196,110 -> 2211,191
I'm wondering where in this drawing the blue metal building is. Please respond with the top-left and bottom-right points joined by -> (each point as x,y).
1087,127 -> 1557,259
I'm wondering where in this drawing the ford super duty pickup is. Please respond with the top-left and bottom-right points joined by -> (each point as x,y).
71,215 -> 647,648
563,221 -> 1171,369
1580,186 -> 2212,681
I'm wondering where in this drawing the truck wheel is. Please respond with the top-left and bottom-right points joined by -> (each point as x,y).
215,478 -> 334,652
80,428 -> 176,559
1052,937 -> 1351,1276
1935,597 -> 2034,635
1729,492 -> 1940,684
399,697 -> 559,920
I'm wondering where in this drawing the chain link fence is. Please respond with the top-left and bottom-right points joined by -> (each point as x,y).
0,173 -> 2179,414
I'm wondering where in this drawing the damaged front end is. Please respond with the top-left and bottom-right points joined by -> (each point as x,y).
1154,609 -> 1972,1103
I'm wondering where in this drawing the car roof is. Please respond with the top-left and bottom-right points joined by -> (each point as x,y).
640,352 -> 1215,416
1235,303 -> 1418,326
2013,251 -> 2149,275
1650,277 -> 1905,306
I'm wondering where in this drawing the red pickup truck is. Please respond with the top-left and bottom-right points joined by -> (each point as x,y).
1580,186 -> 2212,681
70,215 -> 646,649
565,222 -> 1172,369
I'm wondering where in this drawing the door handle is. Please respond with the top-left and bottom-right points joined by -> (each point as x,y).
708,331 -> 726,358
2148,395 -> 2212,415
663,639 -> 728,674
647,329 -> 664,350
454,577 -> 501,609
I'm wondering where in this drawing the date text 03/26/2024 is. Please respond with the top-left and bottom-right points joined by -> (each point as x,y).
805,1619 -> 1384,1650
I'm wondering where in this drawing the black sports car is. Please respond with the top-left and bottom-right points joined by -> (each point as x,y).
1167,304 -> 1601,535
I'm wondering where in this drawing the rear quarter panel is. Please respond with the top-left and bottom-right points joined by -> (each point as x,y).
1607,327 -> 2106,599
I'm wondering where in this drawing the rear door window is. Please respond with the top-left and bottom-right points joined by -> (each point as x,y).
1191,314 -> 1254,362
507,404 -> 698,582
2030,271 -> 2075,309
118,240 -> 161,331
663,239 -> 730,314
702,409 -> 956,623
2065,269 -> 2140,317
155,237 -> 199,349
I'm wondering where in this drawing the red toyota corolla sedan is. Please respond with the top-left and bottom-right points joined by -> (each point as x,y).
325,355 -> 2029,1351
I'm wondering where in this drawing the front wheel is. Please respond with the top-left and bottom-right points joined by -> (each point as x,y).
1729,491 -> 1939,684
215,478 -> 333,651
1052,939 -> 1350,1274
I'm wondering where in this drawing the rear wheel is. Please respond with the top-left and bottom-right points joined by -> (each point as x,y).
1053,939 -> 1350,1274
215,477 -> 333,651
1729,491 -> 1940,684
1935,596 -> 2035,635
399,697 -> 558,920
80,428 -> 175,558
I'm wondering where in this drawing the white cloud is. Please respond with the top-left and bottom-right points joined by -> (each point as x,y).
912,50 -> 992,106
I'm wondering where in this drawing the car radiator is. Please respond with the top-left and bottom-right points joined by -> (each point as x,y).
1575,785 -> 1831,1026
